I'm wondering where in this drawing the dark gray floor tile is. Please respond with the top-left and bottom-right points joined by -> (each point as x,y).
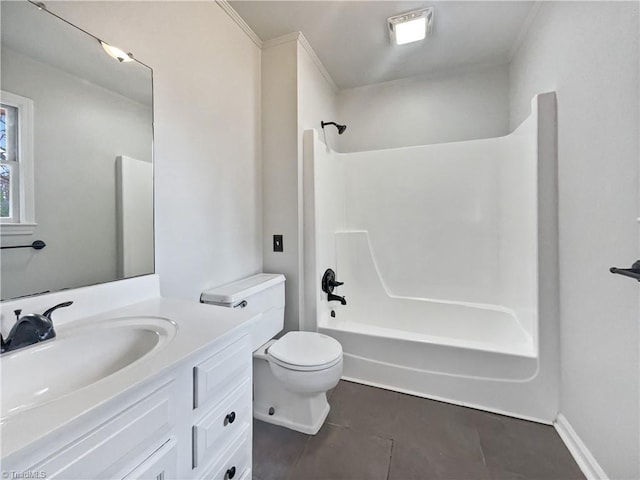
326,380 -> 400,438
288,423 -> 392,480
254,381 -> 585,480
475,412 -> 585,480
392,393 -> 484,461
394,392 -> 479,432
488,467 -> 528,480
389,437 -> 491,480
252,419 -> 309,480
389,394 -> 488,480
327,385 -> 336,401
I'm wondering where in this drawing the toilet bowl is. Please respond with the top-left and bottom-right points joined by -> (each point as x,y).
201,274 -> 343,435
268,331 -> 343,394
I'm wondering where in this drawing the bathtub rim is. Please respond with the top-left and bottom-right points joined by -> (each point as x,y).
319,312 -> 537,359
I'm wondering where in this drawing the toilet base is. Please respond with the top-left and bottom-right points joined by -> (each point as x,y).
253,394 -> 330,435
253,353 -> 332,435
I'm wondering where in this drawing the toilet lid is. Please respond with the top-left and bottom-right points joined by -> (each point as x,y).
268,331 -> 342,368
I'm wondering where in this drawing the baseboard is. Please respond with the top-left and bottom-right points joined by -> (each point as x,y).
554,413 -> 609,480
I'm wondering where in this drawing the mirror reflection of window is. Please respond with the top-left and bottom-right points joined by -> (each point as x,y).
0,97 -> 23,223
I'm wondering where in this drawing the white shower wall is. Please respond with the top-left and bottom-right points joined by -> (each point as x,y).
305,93 -> 558,420
335,111 -> 538,340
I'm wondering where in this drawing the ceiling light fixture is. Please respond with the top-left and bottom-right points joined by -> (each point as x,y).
100,41 -> 134,63
388,7 -> 434,46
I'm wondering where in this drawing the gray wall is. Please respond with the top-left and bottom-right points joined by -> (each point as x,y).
261,35 -> 339,333
1,48 -> 151,300
336,64 -> 510,152
510,2 -> 639,478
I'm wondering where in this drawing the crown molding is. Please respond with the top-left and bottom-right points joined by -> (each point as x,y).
215,5 -> 338,92
263,32 -> 338,92
215,0 -> 262,48
262,32 -> 301,49
297,32 -> 338,92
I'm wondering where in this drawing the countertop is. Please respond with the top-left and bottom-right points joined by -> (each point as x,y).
0,296 -> 258,460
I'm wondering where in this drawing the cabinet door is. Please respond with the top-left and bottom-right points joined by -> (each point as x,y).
123,438 -> 177,480
200,430 -> 250,480
30,383 -> 174,479
193,380 -> 251,469
193,335 -> 251,410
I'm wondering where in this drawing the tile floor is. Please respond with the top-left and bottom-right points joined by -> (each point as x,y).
253,380 -> 585,480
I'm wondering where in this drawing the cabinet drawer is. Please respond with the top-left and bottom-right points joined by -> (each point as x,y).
193,335 -> 250,410
123,438 -> 177,480
31,382 -> 173,479
193,380 -> 251,469
200,428 -> 250,480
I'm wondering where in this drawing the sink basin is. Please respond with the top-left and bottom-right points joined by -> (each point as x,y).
0,316 -> 177,420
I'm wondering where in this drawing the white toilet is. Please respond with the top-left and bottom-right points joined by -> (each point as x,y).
201,273 -> 343,435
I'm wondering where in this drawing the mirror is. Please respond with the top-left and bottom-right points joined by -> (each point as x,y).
0,1 -> 154,301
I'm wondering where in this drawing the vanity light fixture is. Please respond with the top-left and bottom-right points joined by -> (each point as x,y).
388,7 -> 434,46
100,41 -> 134,63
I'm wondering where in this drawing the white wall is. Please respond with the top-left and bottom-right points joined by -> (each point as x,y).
262,39 -> 299,333
297,37 -> 338,331
1,48 -> 151,300
303,129 -> 346,332
262,33 -> 337,333
510,3 -> 639,478
343,140 -> 501,305
498,104 -> 539,341
48,1 -> 263,301
336,107 -> 542,338
336,64 -> 510,152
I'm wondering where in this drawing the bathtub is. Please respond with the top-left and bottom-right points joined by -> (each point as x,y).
306,93 -> 559,422
318,231 -> 543,418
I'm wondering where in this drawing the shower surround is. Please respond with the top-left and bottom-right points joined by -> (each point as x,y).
304,93 -> 559,422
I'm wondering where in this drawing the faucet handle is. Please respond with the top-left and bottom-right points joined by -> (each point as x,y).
42,301 -> 73,321
13,309 -> 22,321
322,268 -> 344,294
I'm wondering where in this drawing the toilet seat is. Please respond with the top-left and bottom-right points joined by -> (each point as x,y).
267,331 -> 342,372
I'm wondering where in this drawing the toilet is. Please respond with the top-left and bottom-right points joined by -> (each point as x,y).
201,273 -> 343,435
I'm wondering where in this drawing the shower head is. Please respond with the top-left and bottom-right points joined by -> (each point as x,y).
321,121 -> 347,135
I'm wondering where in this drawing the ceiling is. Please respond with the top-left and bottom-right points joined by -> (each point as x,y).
229,1 -> 537,90
1,1 -> 152,106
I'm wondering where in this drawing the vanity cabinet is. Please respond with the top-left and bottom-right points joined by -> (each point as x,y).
123,438 -> 178,480
192,335 -> 252,479
26,382 -> 175,479
1,331 -> 252,480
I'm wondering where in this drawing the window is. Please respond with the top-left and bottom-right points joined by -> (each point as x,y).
0,91 -> 35,235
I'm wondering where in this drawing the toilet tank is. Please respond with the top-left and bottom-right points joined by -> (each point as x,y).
200,273 -> 285,350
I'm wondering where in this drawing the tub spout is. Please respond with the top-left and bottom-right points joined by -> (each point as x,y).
328,292 -> 347,305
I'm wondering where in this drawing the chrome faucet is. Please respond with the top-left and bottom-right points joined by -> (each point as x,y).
1,301 -> 73,354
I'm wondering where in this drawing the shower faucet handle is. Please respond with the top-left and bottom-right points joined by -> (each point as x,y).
322,268 -> 344,294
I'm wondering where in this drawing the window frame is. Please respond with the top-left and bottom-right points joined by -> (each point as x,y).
0,90 -> 36,236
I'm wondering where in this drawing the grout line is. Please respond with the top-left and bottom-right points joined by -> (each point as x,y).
476,427 -> 488,468
386,438 -> 394,480
285,433 -> 312,480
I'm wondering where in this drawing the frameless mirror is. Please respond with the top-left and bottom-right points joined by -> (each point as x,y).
0,1 -> 154,301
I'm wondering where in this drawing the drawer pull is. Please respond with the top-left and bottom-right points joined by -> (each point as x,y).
225,411 -> 236,425
226,466 -> 236,479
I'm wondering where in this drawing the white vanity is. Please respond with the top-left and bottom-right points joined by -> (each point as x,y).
0,275 -> 255,480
